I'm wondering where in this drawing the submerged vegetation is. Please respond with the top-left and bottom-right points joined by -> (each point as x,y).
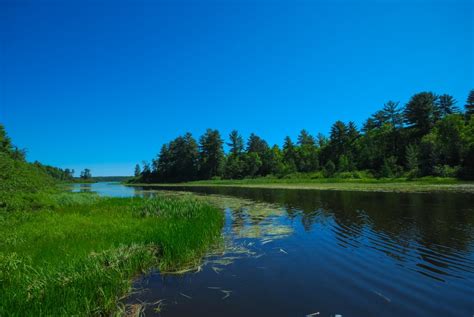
0,126 -> 224,315
132,89 -> 474,184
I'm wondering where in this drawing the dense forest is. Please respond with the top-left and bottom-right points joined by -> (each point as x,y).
134,90 -> 474,183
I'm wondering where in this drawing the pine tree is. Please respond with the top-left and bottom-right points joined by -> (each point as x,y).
297,129 -> 315,146
437,94 -> 459,118
282,136 -> 297,171
198,129 -> 224,179
134,164 -> 141,177
227,130 -> 244,156
404,92 -> 438,136
465,89 -> 474,118
382,101 -> 403,128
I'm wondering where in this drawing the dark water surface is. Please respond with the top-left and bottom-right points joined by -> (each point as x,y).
76,183 -> 474,317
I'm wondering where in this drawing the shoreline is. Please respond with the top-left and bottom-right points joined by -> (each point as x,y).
126,180 -> 474,194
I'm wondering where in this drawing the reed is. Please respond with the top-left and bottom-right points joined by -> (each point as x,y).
0,194 -> 223,316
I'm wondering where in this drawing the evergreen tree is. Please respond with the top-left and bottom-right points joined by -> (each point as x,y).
296,130 -> 319,172
134,164 -> 141,177
465,89 -> 474,118
224,130 -> 245,179
282,136 -> 297,173
198,129 -> 224,179
227,130 -> 244,156
404,92 -> 438,136
154,133 -> 198,182
437,94 -> 459,118
297,129 -> 315,146
316,133 -> 328,147
382,101 -> 403,128
155,144 -> 171,180
328,121 -> 349,163
246,133 -> 272,175
80,168 -> 92,179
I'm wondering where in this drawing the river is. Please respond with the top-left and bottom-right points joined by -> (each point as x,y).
72,182 -> 474,317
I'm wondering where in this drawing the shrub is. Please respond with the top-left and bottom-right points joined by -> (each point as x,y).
433,165 -> 460,178
323,160 -> 336,177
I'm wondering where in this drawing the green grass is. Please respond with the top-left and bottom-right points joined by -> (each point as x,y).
0,194 -> 223,316
130,175 -> 474,193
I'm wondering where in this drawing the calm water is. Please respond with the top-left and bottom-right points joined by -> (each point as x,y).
74,183 -> 474,317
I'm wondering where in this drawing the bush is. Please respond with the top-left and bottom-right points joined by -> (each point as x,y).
351,170 -> 375,179
323,160 -> 336,177
433,165 -> 460,178
335,171 -> 355,179
309,171 -> 325,179
0,153 -> 58,212
380,156 -> 402,178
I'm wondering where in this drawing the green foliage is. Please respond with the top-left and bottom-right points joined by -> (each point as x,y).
0,124 -> 223,315
0,125 -> 59,211
80,168 -> 92,179
323,160 -> 336,177
0,125 -> 26,161
246,133 -> 273,175
296,130 -> 319,172
465,89 -> 474,118
198,129 -> 225,179
153,133 -> 199,182
0,195 -> 223,316
134,164 -> 141,177
282,136 -> 297,173
380,156 -> 401,178
437,94 -> 459,118
224,154 -> 245,179
433,165 -> 460,178
227,130 -> 244,156
337,155 -> 351,172
242,152 -> 262,177
405,144 -> 420,178
33,161 -> 74,181
135,88 -> 474,182
404,92 -> 438,136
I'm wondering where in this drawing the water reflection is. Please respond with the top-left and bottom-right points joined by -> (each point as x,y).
75,183 -> 474,316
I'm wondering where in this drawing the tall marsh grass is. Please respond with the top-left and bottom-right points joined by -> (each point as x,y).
0,194 -> 223,316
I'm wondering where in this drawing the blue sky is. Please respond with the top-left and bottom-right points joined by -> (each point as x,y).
1,0 -> 472,176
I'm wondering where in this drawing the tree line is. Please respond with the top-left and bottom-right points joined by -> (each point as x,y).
0,124 -> 93,182
134,89 -> 474,182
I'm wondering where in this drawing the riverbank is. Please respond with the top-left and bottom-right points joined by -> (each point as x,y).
0,193 -> 223,316
129,177 -> 474,193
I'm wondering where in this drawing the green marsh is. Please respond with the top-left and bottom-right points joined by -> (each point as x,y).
0,194 -> 223,316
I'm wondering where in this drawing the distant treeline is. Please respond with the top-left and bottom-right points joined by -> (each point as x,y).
32,162 -> 75,181
133,90 -> 474,183
92,176 -> 131,182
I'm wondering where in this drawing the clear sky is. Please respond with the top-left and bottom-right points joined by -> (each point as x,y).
1,0 -> 473,176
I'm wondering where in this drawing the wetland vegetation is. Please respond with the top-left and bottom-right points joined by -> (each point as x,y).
0,126 -> 223,316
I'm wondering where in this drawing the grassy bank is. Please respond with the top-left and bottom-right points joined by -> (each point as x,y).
130,176 -> 474,193
0,193 -> 223,316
